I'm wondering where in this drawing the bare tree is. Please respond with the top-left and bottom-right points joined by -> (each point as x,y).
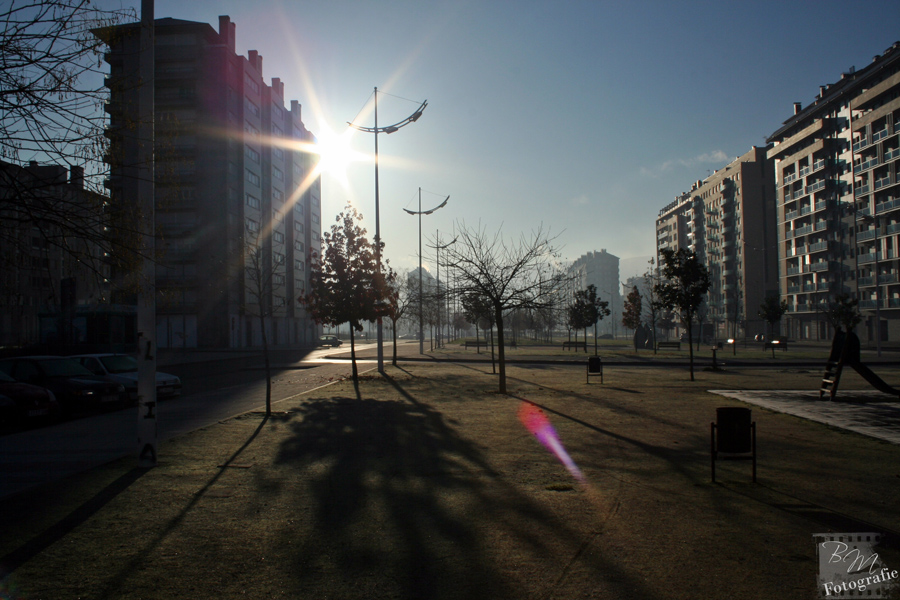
444,223 -> 564,394
244,226 -> 285,417
384,268 -> 414,366
0,1 -> 137,280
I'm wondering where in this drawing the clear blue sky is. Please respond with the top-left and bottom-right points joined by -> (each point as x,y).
125,0 -> 898,279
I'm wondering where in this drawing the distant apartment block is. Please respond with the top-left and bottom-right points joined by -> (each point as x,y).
0,161 -> 118,347
568,250 -> 621,336
97,16 -> 322,348
656,146 -> 778,339
766,41 -> 900,342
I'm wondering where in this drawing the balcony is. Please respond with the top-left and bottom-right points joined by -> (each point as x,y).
872,128 -> 890,144
885,147 -> 900,163
809,262 -> 830,272
855,156 -> 879,173
808,241 -> 829,253
798,166 -> 811,178
783,172 -> 798,185
812,158 -> 827,172
853,138 -> 870,152
855,184 -> 871,197
785,210 -> 799,220
874,176 -> 893,191
806,180 -> 826,195
875,197 -> 900,215
858,252 -> 883,264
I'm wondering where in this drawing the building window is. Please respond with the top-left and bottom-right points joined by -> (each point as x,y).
273,166 -> 284,182
294,203 -> 304,215
245,122 -> 259,139
245,145 -> 259,163
294,221 -> 304,233
245,193 -> 260,209
245,218 -> 259,233
244,73 -> 259,94
272,188 -> 283,202
273,147 -> 284,161
274,252 -> 285,266
294,240 -> 304,253
311,213 -> 319,225
273,231 -> 284,244
246,170 -> 260,186
245,98 -> 259,118
295,260 -> 304,272
273,274 -> 285,286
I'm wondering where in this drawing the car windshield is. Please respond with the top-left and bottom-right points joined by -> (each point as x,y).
0,371 -> 14,383
40,358 -> 94,378
99,355 -> 138,374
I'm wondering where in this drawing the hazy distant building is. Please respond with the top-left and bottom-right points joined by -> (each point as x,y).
568,250 -> 621,336
97,16 -> 321,348
656,146 -> 778,339
767,41 -> 900,343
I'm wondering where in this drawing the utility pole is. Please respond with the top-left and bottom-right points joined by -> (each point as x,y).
136,0 -> 157,468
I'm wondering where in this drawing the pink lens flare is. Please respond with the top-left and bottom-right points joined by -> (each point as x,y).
518,401 -> 584,483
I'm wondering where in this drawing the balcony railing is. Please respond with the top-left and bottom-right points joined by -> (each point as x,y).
855,156 -> 879,173
808,241 -> 829,252
872,128 -> 890,144
856,184 -> 871,197
875,197 -> 900,215
874,176 -> 892,191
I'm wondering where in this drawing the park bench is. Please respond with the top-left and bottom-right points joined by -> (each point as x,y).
657,341 -> 681,351
562,341 -> 587,352
464,340 -> 488,349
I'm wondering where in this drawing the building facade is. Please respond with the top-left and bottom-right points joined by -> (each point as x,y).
767,41 -> 900,343
98,16 -> 321,348
0,161 -> 119,347
656,146 -> 778,339
568,250 -> 621,336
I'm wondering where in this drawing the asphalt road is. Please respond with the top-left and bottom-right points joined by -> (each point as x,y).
0,343 -> 380,500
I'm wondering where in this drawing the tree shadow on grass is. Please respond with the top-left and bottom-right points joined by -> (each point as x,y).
268,376 -> 659,599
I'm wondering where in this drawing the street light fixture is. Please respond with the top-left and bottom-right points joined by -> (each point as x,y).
348,87 -> 427,372
403,188 -> 449,354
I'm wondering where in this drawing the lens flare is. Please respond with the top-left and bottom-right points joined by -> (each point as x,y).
518,401 -> 584,483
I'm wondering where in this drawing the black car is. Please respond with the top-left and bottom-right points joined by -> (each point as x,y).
0,356 -> 126,415
0,370 -> 61,429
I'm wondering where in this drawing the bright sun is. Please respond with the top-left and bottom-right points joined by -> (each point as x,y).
313,122 -> 367,185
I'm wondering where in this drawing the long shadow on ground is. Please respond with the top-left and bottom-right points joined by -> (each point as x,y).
265,378 -> 652,599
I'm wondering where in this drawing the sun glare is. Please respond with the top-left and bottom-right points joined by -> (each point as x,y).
313,121 -> 367,186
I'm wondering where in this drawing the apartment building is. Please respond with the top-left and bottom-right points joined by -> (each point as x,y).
568,250 -> 621,336
767,41 -> 900,343
97,16 -> 321,348
655,146 -> 778,339
0,161 -> 120,347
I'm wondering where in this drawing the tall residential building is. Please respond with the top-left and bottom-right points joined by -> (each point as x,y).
767,41 -> 900,342
0,161 -> 117,346
568,250 -> 621,336
97,16 -> 321,348
656,146 -> 778,339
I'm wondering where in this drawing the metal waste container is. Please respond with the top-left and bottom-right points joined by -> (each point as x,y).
715,407 -> 752,453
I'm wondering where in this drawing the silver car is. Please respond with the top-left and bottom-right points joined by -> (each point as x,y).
70,354 -> 182,402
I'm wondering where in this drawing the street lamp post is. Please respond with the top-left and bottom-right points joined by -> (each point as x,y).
348,88 -> 427,372
403,189 -> 449,354
428,232 -> 457,349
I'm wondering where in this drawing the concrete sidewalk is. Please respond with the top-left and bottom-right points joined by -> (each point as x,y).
711,389 -> 900,445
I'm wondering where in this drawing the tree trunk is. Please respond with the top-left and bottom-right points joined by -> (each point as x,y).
350,325 -> 358,382
391,318 -> 398,366
259,313 -> 272,417
495,310 -> 506,393
490,326 -> 496,375
686,313 -> 695,381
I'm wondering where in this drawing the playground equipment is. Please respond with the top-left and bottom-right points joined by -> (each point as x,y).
820,330 -> 900,400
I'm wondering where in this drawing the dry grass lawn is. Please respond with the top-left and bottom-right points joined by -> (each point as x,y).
2,363 -> 899,599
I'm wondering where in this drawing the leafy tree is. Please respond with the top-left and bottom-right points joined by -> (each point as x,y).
383,268 -> 411,366
444,223 -> 564,393
826,293 -> 862,333
655,248 -> 711,381
300,206 -> 389,383
643,257 -> 664,353
758,295 -> 789,339
622,285 -> 643,351
462,290 -> 495,365
570,284 -> 610,355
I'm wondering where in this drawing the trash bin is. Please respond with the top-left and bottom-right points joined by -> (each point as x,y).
716,407 -> 752,453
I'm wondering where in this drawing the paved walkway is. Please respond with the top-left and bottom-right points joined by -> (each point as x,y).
709,389 -> 900,445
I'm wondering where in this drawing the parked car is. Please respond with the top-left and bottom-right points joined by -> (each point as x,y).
70,354 -> 182,402
0,356 -> 126,415
0,370 -> 61,428
319,335 -> 343,347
